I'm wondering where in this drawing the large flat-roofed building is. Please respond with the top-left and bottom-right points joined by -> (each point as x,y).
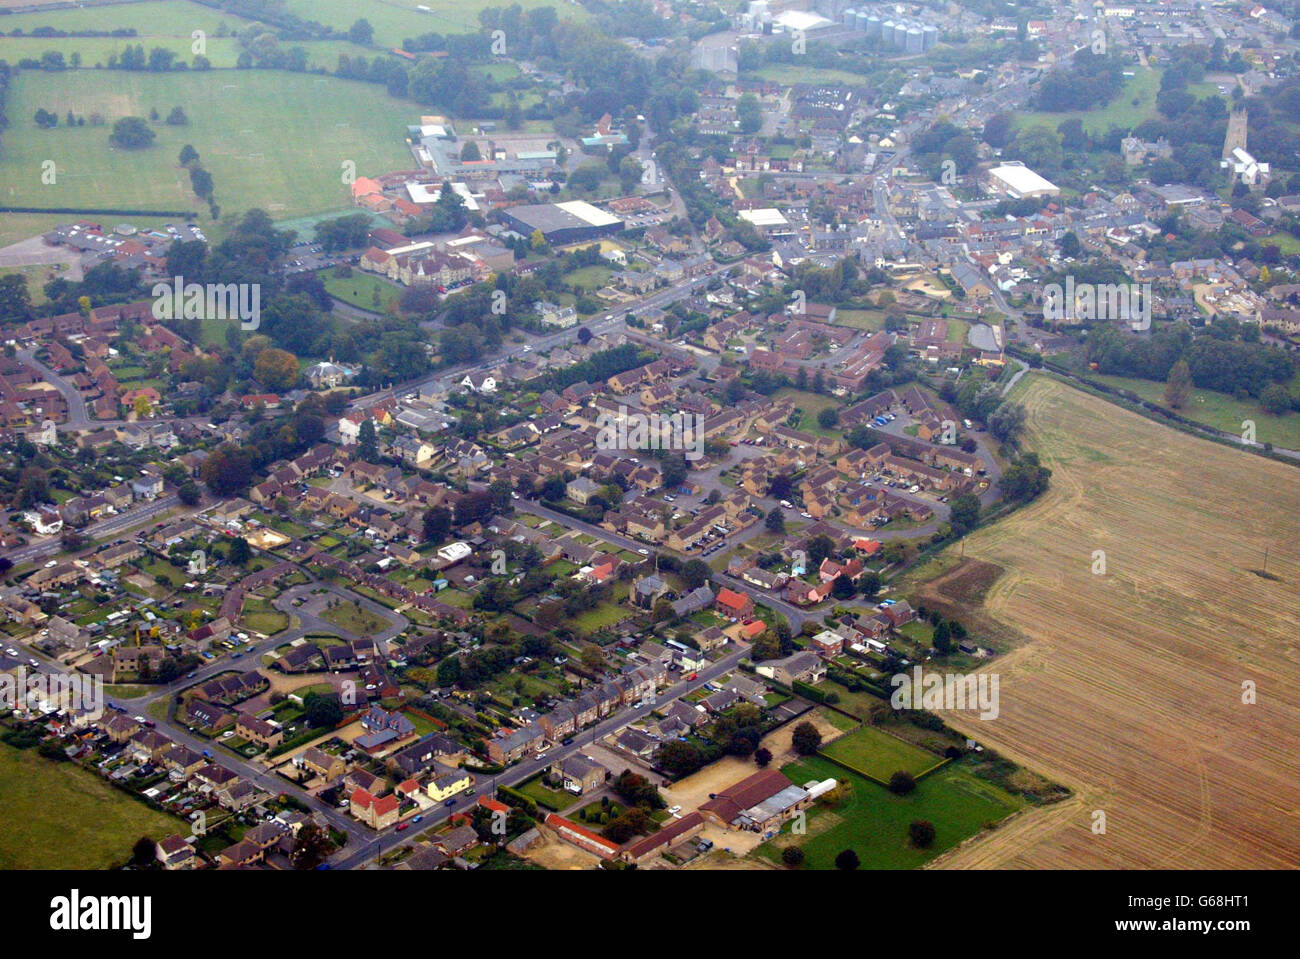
501,200 -> 624,245
986,162 -> 1060,200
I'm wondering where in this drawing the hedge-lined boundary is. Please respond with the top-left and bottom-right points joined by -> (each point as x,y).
0,205 -> 197,217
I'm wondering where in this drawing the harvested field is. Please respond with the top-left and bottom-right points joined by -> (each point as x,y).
932,376 -> 1300,869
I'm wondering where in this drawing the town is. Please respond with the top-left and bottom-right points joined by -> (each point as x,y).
0,0 -> 1297,886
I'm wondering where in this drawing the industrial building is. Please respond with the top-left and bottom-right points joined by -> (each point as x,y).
986,162 -> 1061,200
501,200 -> 625,245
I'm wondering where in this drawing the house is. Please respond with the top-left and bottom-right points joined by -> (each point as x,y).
350,788 -> 401,830
299,746 -> 347,783
698,769 -> 810,831
155,835 -> 198,870
550,754 -> 607,795
714,587 -> 754,620
810,630 -> 844,658
757,650 -> 827,686
425,765 -> 473,802
235,713 -> 283,749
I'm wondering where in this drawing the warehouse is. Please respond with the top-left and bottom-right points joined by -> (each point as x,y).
986,162 -> 1060,200
501,200 -> 624,245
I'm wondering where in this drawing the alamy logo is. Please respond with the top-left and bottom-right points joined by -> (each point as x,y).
595,406 -> 705,461
1,666 -> 103,720
50,890 -> 151,939
889,666 -> 999,720
1042,277 -> 1151,330
151,275 -> 260,330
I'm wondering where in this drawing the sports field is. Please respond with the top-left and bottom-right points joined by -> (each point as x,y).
0,743 -> 186,869
819,723 -> 941,781
280,0 -> 587,47
754,755 -> 1024,870
1,70 -> 415,222
925,375 -> 1300,869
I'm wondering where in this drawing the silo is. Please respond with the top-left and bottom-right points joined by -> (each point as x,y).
843,8 -> 857,29
865,13 -> 880,37
893,21 -> 908,48
922,24 -> 939,50
906,26 -> 923,52
880,18 -> 895,43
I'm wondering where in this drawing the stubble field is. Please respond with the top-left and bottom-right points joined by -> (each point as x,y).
931,375 -> 1300,869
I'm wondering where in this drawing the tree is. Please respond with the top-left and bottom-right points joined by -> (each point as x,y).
423,506 -> 452,543
781,845 -> 804,867
178,481 -> 201,506
200,444 -> 252,496
765,507 -> 785,533
736,93 -> 762,134
348,18 -> 375,44
227,536 -> 251,566
1260,383 -> 1292,416
1163,359 -> 1192,409
909,820 -> 936,848
254,347 -> 299,391
948,493 -> 980,537
888,771 -> 917,795
460,140 -> 482,161
817,407 -> 839,429
357,418 -> 379,461
165,106 -> 188,126
834,848 -> 860,870
791,721 -> 822,756
680,559 -> 712,590
130,837 -> 157,867
754,746 -> 773,768
290,821 -> 334,869
109,116 -> 156,149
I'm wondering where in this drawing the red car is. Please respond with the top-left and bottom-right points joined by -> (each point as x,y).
395,822 -> 410,831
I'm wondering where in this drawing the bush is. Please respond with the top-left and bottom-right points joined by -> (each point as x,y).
781,845 -> 805,867
909,820 -> 936,848
888,771 -> 917,795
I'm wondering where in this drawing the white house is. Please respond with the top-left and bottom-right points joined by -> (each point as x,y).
461,372 -> 497,394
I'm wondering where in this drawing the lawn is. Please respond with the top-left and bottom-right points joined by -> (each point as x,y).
0,742 -> 187,869
2,69 -> 416,224
753,756 -> 1023,870
774,387 -> 844,437
819,723 -> 940,782
321,600 -> 392,636
570,601 -> 631,634
516,771 -> 572,811
834,308 -> 886,331
240,597 -> 290,636
323,270 -> 403,312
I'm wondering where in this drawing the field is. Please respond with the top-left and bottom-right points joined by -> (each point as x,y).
819,723 -> 940,782
1090,372 -> 1300,451
321,601 -> 392,636
1014,67 -> 1164,139
280,0 -> 587,47
1,70 -> 415,224
753,756 -> 1023,870
0,0 -> 239,35
0,742 -> 186,869
928,375 -> 1300,869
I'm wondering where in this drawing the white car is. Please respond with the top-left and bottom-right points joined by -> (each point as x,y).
668,805 -> 682,815
44,560 -> 57,568
636,548 -> 649,555
5,647 -> 17,657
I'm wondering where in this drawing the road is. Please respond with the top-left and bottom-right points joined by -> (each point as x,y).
4,493 -> 181,566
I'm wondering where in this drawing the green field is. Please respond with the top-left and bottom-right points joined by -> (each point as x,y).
1,69 -> 415,225
0,0 -> 242,35
321,601 -> 393,636
834,308 -> 886,331
1014,67 -> 1163,139
281,0 -> 587,47
0,742 -> 187,869
819,723 -> 940,781
1091,372 -> 1300,450
754,756 -> 1023,870
324,271 -> 403,312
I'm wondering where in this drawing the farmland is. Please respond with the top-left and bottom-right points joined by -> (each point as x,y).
279,0 -> 588,47
921,375 -> 1300,869
0,742 -> 186,869
1,70 -> 415,225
